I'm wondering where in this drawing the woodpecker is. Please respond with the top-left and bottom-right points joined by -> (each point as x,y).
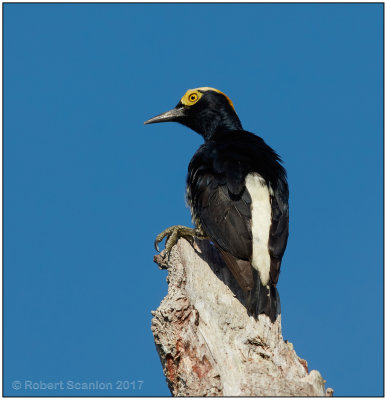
144,87 -> 289,322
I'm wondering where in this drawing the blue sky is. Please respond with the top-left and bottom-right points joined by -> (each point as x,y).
4,3 -> 383,396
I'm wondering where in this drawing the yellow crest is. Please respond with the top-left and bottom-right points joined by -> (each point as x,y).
180,87 -> 235,110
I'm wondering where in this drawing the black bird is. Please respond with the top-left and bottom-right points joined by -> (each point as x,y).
144,87 -> 289,322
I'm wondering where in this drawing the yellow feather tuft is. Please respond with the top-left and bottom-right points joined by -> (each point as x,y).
180,87 -> 235,110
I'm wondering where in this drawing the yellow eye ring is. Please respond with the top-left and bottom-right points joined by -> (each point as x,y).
189,93 -> 198,103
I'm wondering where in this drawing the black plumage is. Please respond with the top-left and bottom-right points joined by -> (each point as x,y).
145,88 -> 289,322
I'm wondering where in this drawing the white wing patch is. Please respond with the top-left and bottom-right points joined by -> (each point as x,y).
245,173 -> 272,286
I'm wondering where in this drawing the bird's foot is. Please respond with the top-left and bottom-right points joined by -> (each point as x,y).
154,225 -> 207,254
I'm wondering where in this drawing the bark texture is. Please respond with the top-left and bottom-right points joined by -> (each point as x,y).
151,238 -> 333,396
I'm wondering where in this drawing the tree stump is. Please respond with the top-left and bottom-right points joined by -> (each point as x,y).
151,238 -> 333,396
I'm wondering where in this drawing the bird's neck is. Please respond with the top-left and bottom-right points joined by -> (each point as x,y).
200,111 -> 243,141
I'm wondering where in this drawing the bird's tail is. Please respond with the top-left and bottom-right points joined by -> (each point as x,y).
218,248 -> 280,322
247,269 -> 280,323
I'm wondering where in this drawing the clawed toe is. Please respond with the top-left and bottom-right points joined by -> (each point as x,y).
154,225 -> 197,255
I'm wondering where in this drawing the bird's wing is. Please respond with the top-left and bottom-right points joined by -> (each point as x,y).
187,140 -> 254,260
268,177 -> 289,284
217,248 -> 254,293
197,172 -> 253,261
193,170 -> 255,294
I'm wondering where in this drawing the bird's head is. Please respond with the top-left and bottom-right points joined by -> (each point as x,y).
144,87 -> 242,139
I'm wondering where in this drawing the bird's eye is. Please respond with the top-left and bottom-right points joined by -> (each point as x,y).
189,93 -> 198,102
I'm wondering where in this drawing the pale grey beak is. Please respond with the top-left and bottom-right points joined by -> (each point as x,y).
144,106 -> 186,125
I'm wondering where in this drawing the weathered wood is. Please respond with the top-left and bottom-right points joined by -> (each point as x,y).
151,238 -> 333,396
